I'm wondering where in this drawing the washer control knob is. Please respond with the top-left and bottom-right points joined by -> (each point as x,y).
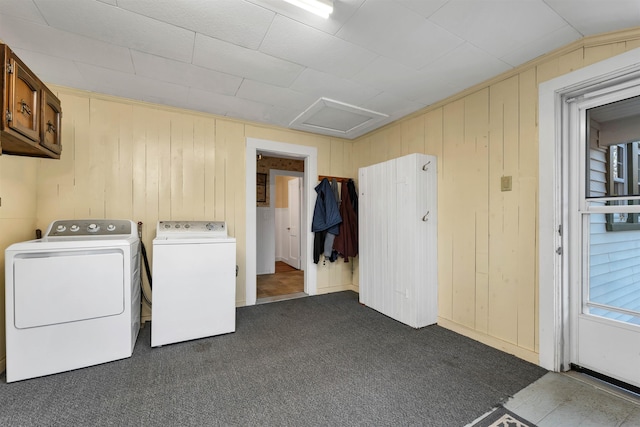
175,224 -> 181,228
56,224 -> 66,233
184,224 -> 190,229
87,223 -> 100,233
107,224 -> 116,232
164,223 -> 171,229
206,222 -> 214,230
70,225 -> 80,232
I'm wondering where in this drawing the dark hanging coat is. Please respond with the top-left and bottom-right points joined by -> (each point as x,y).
312,178 -> 342,263
333,180 -> 358,262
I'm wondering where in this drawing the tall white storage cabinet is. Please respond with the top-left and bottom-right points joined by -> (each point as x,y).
358,153 -> 437,328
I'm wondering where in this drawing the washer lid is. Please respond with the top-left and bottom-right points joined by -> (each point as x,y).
156,221 -> 228,239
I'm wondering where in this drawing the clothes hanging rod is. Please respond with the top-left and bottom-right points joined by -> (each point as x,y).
318,175 -> 351,183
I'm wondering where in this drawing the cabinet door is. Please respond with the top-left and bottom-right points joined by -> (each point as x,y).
7,55 -> 41,142
40,87 -> 62,155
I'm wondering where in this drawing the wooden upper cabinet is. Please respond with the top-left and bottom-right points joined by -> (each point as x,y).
41,86 -> 62,155
1,43 -> 61,159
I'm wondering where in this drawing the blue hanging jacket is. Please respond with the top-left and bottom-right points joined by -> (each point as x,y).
312,178 -> 342,234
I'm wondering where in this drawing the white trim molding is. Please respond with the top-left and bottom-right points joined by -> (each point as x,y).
539,47 -> 640,371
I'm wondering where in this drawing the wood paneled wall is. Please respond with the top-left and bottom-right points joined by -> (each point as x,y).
352,28 -> 640,363
0,155 -> 39,371
33,88 -> 355,322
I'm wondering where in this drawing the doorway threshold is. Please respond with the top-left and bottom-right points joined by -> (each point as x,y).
566,369 -> 640,404
256,292 -> 308,305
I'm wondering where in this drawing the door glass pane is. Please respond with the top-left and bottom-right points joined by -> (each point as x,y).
588,211 -> 640,322
586,96 -> 640,198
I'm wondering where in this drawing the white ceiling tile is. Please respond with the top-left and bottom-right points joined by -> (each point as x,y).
422,43 -> 511,89
11,48 -> 87,89
117,0 -> 275,50
337,1 -> 425,48
544,0 -> 640,36
236,79 -> 317,111
260,15 -> 377,78
131,50 -> 241,97
227,100 -> 294,128
388,43 -> 511,105
0,13 -> 134,73
501,24 -> 582,67
75,63 -> 188,106
193,33 -> 304,88
0,0 -> 47,24
247,0 -> 365,36
379,20 -> 464,70
430,0 -> 569,58
361,91 -> 427,121
395,0 -> 449,18
413,83 -> 462,107
187,87 -> 296,128
337,0 -> 463,70
352,56 -> 422,98
375,67 -> 460,106
183,89 -> 229,117
97,0 -> 117,5
290,68 -> 381,105
32,0 -> 194,62
193,89 -> 294,127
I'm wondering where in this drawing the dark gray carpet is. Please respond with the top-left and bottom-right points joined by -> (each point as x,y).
0,291 -> 546,426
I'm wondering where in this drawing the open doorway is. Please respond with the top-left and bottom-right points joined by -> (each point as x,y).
255,156 -> 305,303
245,138 -> 318,306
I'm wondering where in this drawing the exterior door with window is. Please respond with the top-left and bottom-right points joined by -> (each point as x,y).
570,88 -> 640,388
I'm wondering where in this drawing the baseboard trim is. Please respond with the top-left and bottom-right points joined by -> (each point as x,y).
316,284 -> 358,295
0,356 -> 5,374
438,318 -> 539,365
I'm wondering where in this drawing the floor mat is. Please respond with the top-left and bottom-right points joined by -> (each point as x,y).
470,405 -> 537,427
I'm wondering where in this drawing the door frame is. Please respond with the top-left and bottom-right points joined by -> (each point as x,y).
539,47 -> 640,371
245,137 -> 318,306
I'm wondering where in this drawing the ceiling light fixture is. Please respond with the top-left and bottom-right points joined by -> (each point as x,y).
283,0 -> 333,18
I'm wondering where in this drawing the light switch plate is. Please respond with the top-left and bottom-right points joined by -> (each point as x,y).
501,176 -> 512,192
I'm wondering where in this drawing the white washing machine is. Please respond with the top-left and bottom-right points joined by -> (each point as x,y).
151,220 -> 236,347
5,219 -> 141,383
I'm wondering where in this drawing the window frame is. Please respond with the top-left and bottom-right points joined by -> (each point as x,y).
606,142 -> 640,231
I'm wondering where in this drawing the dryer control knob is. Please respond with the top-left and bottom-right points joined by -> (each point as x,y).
70,225 -> 80,232
107,224 -> 116,232
56,224 -> 66,232
87,223 -> 100,233
206,222 -> 214,230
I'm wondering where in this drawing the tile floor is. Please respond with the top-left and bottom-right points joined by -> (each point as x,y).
503,371 -> 640,426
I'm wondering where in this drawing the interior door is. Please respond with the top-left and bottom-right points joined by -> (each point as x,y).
570,86 -> 640,388
287,177 -> 301,270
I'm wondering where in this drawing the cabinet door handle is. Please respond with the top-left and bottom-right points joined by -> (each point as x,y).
46,120 -> 56,134
422,211 -> 430,221
20,100 -> 32,116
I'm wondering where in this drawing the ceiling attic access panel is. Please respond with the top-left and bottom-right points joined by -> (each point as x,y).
1,43 -> 62,159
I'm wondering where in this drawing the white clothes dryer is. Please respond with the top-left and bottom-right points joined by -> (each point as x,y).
151,220 -> 236,347
5,219 -> 141,382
